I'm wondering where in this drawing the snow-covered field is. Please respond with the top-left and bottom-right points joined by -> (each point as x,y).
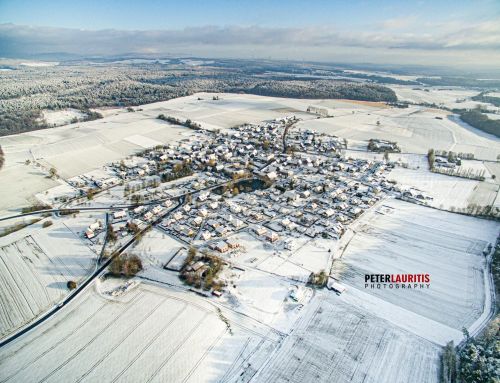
299,106 -> 500,160
332,199 -> 498,335
391,85 -> 496,112
0,214 -> 100,339
387,163 -> 500,210
255,293 -> 442,383
42,109 -> 86,127
0,283 -> 282,383
0,91 -> 499,382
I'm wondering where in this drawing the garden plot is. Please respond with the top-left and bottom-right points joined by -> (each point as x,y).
255,294 -> 441,383
223,267 -> 292,327
35,182 -> 80,206
0,283 -> 282,383
220,232 -> 275,266
331,199 -> 498,332
0,216 -> 98,338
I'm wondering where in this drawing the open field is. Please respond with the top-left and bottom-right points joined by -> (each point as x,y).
298,106 -> 500,160
0,164 -> 58,216
255,294 -> 442,383
332,199 -> 498,333
388,167 -> 482,209
391,85 -> 485,109
0,214 -> 100,339
42,109 -> 86,127
0,283 -> 282,383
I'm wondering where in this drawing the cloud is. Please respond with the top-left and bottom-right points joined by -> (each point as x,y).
380,16 -> 418,30
0,21 -> 499,64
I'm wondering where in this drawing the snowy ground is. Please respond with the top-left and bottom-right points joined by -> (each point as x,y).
0,92 -> 499,382
299,105 -> 500,161
255,293 -> 442,383
391,85 -> 496,112
0,283 -> 283,383
0,214 -> 100,339
331,199 -> 498,337
131,228 -> 184,269
42,109 -> 86,127
388,167 -> 486,210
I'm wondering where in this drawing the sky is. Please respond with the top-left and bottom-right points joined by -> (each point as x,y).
1,0 -> 499,69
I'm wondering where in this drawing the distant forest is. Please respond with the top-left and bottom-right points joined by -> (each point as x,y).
459,110 -> 500,138
0,61 -> 397,136
471,92 -> 500,107
417,77 -> 500,88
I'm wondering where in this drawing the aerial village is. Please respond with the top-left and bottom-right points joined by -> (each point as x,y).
42,115 -> 400,296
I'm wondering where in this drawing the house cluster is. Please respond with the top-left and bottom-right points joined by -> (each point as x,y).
158,191 -> 249,244
84,220 -> 103,239
67,167 -> 121,198
81,119 -> 395,256
147,122 -> 391,250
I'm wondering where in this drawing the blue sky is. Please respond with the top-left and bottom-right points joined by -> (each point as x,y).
1,0 -> 496,31
0,0 -> 499,68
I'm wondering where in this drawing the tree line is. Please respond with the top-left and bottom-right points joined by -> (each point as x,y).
459,110 -> 500,139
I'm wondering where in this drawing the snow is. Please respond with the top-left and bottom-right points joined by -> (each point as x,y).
0,214 -> 99,339
255,293 -> 442,383
123,134 -> 163,149
42,109 -> 86,127
19,61 -> 59,67
388,167 -> 481,209
299,104 -> 500,161
0,92 -> 499,382
1,92 -> 499,218
391,85 -> 492,111
332,199 -> 498,333
131,228 -> 184,268
0,284 -> 282,383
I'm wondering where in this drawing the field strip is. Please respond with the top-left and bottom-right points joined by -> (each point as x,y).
139,281 -> 284,339
0,291 -> 95,360
180,328 -> 228,383
3,293 -> 144,383
0,296 -> 106,382
218,337 -> 252,383
73,296 -> 168,381
467,250 -> 494,337
134,312 -> 210,383
108,304 -> 190,383
24,236 -> 66,293
121,313 -> 209,382
340,285 -> 462,346
37,293 -> 145,383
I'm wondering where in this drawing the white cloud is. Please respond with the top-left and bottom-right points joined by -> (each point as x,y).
0,21 -> 499,67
